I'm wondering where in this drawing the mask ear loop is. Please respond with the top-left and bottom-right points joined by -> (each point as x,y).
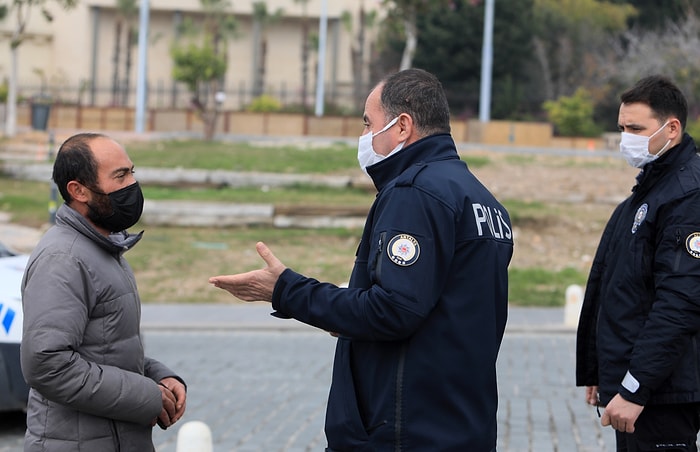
372,117 -> 399,138
650,120 -> 672,158
656,139 -> 672,158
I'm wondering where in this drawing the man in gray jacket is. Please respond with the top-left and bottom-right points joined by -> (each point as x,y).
21,132 -> 187,451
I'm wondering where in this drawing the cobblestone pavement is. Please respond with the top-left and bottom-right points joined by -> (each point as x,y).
0,306 -> 618,451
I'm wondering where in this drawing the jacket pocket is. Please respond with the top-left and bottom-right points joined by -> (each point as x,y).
325,339 -> 370,449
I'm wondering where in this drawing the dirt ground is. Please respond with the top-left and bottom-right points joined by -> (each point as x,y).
467,151 -> 639,273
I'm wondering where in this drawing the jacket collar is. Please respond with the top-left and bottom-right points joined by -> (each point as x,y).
634,133 -> 698,190
56,203 -> 143,255
366,133 -> 459,191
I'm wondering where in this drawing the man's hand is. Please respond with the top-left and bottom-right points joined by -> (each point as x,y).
153,377 -> 187,430
209,242 -> 286,302
601,393 -> 644,433
585,385 -> 599,406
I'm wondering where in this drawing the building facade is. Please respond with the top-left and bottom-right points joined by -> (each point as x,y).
0,0 -> 382,112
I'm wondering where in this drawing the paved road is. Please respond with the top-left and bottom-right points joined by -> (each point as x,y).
0,305 -> 617,452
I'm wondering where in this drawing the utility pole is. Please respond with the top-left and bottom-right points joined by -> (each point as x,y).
314,0 -> 328,117
478,0 -> 495,122
135,0 -> 150,133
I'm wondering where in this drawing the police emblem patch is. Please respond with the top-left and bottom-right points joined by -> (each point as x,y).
631,203 -> 648,234
387,234 -> 420,266
686,233 -> 700,259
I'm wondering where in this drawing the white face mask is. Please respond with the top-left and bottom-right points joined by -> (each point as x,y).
619,121 -> 671,168
357,117 -> 405,176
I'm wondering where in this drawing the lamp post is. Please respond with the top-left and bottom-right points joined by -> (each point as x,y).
314,0 -> 328,117
478,0 -> 495,123
135,0 -> 150,133
48,131 -> 58,225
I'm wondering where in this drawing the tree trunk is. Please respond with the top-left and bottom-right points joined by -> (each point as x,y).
251,18 -> 262,97
301,19 -> 309,112
399,7 -> 417,71
201,106 -> 219,141
533,37 -> 553,101
257,40 -> 267,98
5,45 -> 18,137
351,6 -> 366,113
112,21 -> 122,106
123,26 -> 134,106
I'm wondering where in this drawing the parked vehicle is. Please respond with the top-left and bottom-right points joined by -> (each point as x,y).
0,242 -> 29,412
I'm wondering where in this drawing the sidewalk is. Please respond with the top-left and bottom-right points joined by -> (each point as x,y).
140,302 -> 576,334
138,312 -> 602,452
0,213 -> 44,254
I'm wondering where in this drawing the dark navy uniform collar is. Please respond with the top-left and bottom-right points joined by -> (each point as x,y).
366,133 -> 459,191
635,133 -> 698,190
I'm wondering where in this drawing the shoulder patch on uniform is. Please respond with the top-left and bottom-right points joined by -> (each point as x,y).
686,232 -> 700,258
387,234 -> 420,266
631,203 -> 648,234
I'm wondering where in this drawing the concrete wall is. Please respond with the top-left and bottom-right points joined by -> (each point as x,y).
16,104 -> 585,148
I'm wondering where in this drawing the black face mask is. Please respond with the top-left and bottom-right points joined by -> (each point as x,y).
86,182 -> 144,232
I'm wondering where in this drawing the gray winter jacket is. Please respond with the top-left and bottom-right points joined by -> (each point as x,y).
21,204 -> 181,451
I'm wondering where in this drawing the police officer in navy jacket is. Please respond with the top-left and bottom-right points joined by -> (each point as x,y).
577,75 -> 700,451
210,68 -> 513,451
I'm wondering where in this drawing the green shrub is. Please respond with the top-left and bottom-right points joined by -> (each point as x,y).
509,267 -> 588,307
543,88 -> 601,137
0,79 -> 7,103
686,115 -> 700,139
246,94 -> 282,113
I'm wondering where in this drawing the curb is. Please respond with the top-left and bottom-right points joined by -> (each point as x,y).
138,304 -> 578,334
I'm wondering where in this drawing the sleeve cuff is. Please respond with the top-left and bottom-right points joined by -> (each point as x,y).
618,371 -> 650,406
270,268 -> 292,318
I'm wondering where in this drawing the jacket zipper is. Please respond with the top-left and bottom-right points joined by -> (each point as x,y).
376,232 -> 386,283
694,337 -> 700,395
674,229 -> 683,272
394,343 -> 406,452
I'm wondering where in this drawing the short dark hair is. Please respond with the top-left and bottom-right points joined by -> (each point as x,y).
52,133 -> 107,203
379,68 -> 451,136
620,75 -> 688,130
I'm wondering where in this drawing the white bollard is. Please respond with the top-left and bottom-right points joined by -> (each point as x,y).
176,420 -> 213,452
564,284 -> 584,328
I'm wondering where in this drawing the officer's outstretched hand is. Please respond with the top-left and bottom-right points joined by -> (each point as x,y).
209,242 -> 285,302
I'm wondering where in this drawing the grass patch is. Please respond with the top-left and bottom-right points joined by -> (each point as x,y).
142,184 -> 374,205
126,140 -> 359,173
126,140 -> 495,173
127,225 -> 361,303
508,267 -> 587,307
501,199 -> 551,223
0,177 -> 53,227
504,154 -> 536,165
460,155 -> 491,168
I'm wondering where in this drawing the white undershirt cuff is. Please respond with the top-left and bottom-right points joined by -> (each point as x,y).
621,370 -> 640,393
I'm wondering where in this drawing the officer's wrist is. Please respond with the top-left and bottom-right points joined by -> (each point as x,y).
618,371 -> 650,406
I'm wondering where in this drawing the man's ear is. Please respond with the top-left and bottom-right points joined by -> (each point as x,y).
669,118 -> 683,139
397,113 -> 414,141
67,180 -> 89,203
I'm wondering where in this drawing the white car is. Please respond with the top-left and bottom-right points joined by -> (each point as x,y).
0,243 -> 29,412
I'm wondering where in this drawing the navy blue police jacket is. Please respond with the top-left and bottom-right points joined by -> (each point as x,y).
271,133 -> 513,451
576,134 -> 700,407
